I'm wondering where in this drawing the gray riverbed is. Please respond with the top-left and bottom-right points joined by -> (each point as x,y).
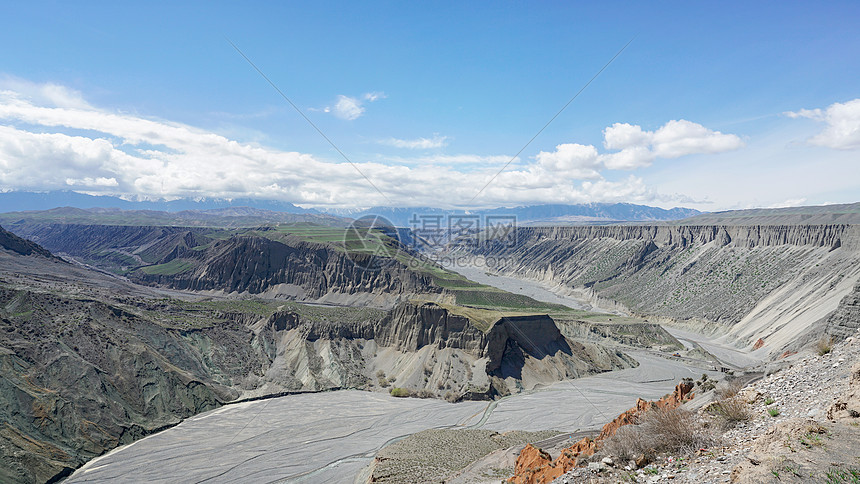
67,352 -> 709,483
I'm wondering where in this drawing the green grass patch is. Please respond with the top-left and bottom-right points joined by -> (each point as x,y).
451,289 -> 571,312
140,259 -> 196,275
390,387 -> 411,397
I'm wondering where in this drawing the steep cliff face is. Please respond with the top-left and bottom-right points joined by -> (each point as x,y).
255,302 -> 635,399
138,235 -> 438,303
8,223 -> 203,265
469,224 -> 860,353
826,282 -> 860,341
7,223 -> 443,306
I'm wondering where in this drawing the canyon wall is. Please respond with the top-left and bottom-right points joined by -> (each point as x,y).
469,224 -> 860,353
8,223 -> 442,307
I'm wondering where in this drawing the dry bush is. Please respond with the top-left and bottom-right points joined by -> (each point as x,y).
413,389 -> 435,399
601,407 -> 714,461
707,396 -> 751,426
817,335 -> 833,356
601,424 -> 652,461
641,406 -> 713,454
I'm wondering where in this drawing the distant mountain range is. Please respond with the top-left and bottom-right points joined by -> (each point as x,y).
0,191 -> 702,226
0,206 -> 348,228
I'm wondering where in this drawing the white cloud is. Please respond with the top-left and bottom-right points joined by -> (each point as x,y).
786,99 -> 860,150
0,76 -> 91,109
363,91 -> 386,102
66,176 -> 119,187
600,120 -> 744,169
333,95 -> 364,120
326,91 -> 385,120
391,154 -> 512,166
535,143 -> 602,179
652,120 -> 745,158
603,123 -> 650,150
380,134 -> 448,149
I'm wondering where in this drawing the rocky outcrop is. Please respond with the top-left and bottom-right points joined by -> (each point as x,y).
7,223 -> 202,263
507,381 -> 694,484
259,301 -> 635,399
137,235 -> 439,302
827,362 -> 860,421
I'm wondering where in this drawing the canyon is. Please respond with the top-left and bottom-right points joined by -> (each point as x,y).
0,204 -> 858,483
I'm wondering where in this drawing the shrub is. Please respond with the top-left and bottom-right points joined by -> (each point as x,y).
376,370 -> 390,388
768,407 -> 781,417
602,424 -> 652,461
602,406 -> 713,460
764,397 -> 775,405
817,336 -> 833,356
390,387 -> 411,398
708,396 -> 751,426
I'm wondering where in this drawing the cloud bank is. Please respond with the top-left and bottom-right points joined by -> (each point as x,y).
534,119 -> 744,175
0,80 -> 744,208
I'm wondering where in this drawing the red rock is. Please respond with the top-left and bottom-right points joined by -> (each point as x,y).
508,381 -> 695,484
753,338 -> 765,350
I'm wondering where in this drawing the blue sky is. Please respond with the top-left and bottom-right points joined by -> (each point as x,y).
0,1 -> 858,210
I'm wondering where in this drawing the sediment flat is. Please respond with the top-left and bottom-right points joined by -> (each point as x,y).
65,350 -> 717,483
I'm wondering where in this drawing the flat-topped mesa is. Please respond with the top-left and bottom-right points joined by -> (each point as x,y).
260,301 -> 634,399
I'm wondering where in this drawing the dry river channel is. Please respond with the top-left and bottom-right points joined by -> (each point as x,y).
66,267 -> 758,483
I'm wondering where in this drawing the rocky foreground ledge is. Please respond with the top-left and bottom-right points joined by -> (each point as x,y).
508,332 -> 860,483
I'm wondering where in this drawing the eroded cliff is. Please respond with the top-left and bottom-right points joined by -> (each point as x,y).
468,224 -> 860,353
7,223 -> 443,307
